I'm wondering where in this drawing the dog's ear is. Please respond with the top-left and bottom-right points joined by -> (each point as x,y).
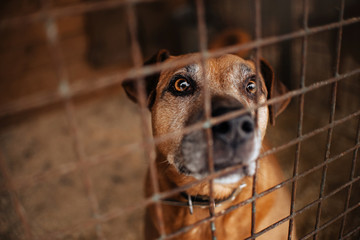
260,59 -> 290,125
122,49 -> 170,109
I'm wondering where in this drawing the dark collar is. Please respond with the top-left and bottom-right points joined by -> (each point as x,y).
161,183 -> 247,214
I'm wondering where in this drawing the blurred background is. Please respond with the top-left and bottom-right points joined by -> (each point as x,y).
0,0 -> 360,239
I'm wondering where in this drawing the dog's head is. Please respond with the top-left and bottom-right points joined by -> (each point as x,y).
123,50 -> 289,185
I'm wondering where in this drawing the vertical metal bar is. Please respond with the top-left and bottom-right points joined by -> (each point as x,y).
341,225 -> 360,240
288,0 -> 309,239
334,0 -> 345,77
125,2 -> 166,238
0,152 -> 33,240
195,0 -> 216,239
313,0 -> 344,238
41,1 -> 105,239
335,1 -> 354,237
251,0 -> 262,238
312,50 -> 337,240
339,115 -> 360,238
64,101 -> 106,238
125,1 -> 165,237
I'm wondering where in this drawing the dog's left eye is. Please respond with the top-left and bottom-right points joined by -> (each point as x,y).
169,76 -> 195,96
246,80 -> 257,94
174,78 -> 191,92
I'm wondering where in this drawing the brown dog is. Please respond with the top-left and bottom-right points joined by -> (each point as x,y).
123,50 -> 295,240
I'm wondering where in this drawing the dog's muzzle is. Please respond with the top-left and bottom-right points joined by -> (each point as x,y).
176,97 -> 261,184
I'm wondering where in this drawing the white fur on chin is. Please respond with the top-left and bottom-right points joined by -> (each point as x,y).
214,173 -> 243,184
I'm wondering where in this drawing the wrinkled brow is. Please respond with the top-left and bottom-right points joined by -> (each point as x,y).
239,63 -> 252,75
185,64 -> 199,74
226,63 -> 254,81
172,64 -> 199,75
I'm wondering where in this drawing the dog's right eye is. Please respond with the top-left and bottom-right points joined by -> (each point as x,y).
246,80 -> 257,94
169,76 -> 195,96
174,78 -> 191,92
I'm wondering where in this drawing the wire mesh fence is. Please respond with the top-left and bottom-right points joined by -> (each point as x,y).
0,0 -> 359,239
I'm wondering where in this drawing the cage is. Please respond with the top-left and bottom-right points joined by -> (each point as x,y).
0,0 -> 359,239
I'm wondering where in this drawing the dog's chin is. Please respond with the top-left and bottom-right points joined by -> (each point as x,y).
177,160 -> 257,185
214,173 -> 243,185
213,161 -> 256,185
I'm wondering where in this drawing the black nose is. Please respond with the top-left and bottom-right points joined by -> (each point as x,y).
211,107 -> 254,143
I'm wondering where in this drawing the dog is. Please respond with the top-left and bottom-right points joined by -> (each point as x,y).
122,50 -> 295,239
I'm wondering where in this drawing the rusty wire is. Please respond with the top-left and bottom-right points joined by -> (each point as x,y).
249,0 -> 263,238
0,152 -> 33,239
313,0 -> 345,238
159,155 -> 360,240
341,225 -> 360,240
1,73 -> 360,198
288,0 -> 309,239
41,0 -> 105,238
339,115 -> 360,238
194,0 -> 217,238
30,116 -> 360,239
0,17 -> 360,117
0,0 -> 360,239
301,203 -> 360,240
125,2 -> 167,237
11,139 -> 360,239
0,0 -> 161,30
3,69 -> 359,194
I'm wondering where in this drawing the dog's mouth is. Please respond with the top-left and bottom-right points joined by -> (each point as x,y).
175,127 -> 261,184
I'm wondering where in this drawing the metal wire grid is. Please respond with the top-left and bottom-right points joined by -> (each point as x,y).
0,0 -> 359,239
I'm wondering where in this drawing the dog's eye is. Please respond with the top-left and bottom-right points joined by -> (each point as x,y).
174,78 -> 191,92
246,80 -> 257,94
169,76 -> 196,96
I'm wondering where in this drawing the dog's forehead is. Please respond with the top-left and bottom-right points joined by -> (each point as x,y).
158,54 -> 256,89
212,54 -> 255,73
175,54 -> 254,73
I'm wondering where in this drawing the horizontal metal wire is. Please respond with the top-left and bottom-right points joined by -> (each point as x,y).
1,1 -> 359,239
2,66 -> 359,239
0,152 -> 33,239
4,102 -> 360,194
4,101 -> 360,200
245,176 -> 360,240
0,17 -> 359,118
300,203 -> 360,240
35,141 -> 360,240
156,174 -> 360,240
42,1 -> 106,238
341,225 -> 360,240
0,0 -> 160,29
1,66 -> 359,157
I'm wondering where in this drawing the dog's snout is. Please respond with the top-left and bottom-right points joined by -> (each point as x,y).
211,106 -> 255,143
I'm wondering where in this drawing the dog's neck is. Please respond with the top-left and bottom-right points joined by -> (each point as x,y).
149,153 -> 253,207
160,182 -> 247,215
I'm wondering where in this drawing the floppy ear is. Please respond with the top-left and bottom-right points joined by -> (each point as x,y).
122,49 -> 170,109
260,59 -> 290,126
